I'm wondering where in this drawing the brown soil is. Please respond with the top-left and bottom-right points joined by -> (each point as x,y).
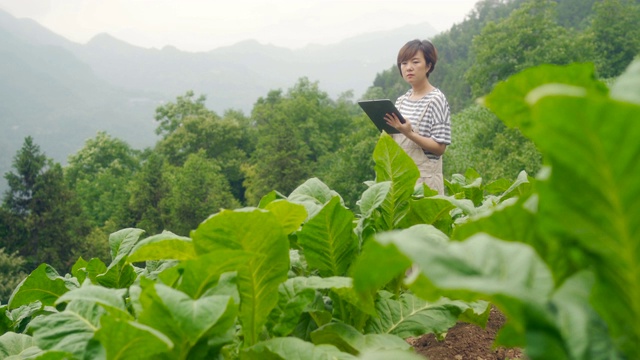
408,306 -> 525,360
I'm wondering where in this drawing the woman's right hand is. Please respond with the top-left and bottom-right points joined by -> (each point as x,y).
384,112 -> 412,135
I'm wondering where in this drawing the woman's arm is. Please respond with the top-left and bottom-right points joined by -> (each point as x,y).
384,112 -> 447,156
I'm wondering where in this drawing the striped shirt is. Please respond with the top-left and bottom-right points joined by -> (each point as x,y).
395,88 -> 451,159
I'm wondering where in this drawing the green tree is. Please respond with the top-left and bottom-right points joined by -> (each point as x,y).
154,90 -> 214,138
243,89 -> 311,205
316,114 -> 378,209
1,137 -> 90,270
431,0 -> 527,112
361,65 -> 408,102
0,247 -> 26,302
244,78 -> 352,204
156,108 -> 255,203
0,207 -> 24,255
555,0 -> 598,29
66,131 -> 141,228
591,0 -> 640,78
466,0 -> 594,98
162,150 -> 240,236
444,105 -> 541,181
127,151 -> 169,235
3,137 -> 46,216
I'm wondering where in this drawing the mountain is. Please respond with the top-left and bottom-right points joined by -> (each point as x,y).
0,8 -> 437,192
68,22 -> 438,114
0,11 -> 162,191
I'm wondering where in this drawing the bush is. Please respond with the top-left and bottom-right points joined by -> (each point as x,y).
0,247 -> 27,303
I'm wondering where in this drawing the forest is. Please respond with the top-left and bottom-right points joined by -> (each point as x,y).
0,0 -> 639,358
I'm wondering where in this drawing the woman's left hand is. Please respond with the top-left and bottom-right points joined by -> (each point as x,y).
384,113 -> 412,135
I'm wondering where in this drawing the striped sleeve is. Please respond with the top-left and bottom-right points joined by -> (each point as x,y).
425,90 -> 451,145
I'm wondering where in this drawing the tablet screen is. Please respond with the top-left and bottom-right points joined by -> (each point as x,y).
357,99 -> 406,134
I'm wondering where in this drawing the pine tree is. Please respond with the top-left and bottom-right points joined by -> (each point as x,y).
1,137 -> 89,271
3,137 -> 46,216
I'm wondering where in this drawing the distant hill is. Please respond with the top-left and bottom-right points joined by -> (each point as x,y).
0,8 -> 437,192
0,13 -> 161,193
66,24 -> 439,114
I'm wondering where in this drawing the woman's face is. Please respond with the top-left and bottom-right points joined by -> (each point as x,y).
400,51 -> 430,84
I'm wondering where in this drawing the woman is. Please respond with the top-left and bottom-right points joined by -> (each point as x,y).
384,39 -> 451,195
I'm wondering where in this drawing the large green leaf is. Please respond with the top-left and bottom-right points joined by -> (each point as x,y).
397,196 -> 455,233
257,190 -> 287,209
397,230 -> 553,304
497,170 -> 533,202
8,264 -> 75,309
137,281 -> 236,359
352,226 -> 565,357
26,350 -> 75,359
159,251 -> 246,299
96,228 -> 146,289
268,276 -> 353,337
311,322 -> 410,355
93,316 -> 173,360
452,194 -> 537,241
94,264 -> 137,290
0,305 -> 8,333
241,337 -> 357,360
483,62 -> 608,129
450,172 -> 484,207
2,301 -> 44,333
71,257 -> 89,285
364,291 -> 488,339
127,231 -> 196,263
54,283 -> 129,318
287,178 -> 341,221
484,62 -> 640,358
355,182 -> 391,241
288,177 -> 341,206
28,301 -> 104,359
351,225 -> 447,296
549,271 -> 622,360
107,228 -> 146,264
85,258 -> 107,284
191,208 -> 289,346
526,90 -> 640,358
263,200 -> 308,234
357,182 -> 391,219
137,260 -> 179,282
372,133 -> 419,229
330,286 -> 377,321
451,193 -> 586,283
0,332 -> 41,359
268,286 -> 316,338
291,313 -> 325,342
297,197 -> 358,277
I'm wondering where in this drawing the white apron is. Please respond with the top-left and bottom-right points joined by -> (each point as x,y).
392,97 -> 445,195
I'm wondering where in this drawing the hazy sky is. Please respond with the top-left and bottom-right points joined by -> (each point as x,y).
0,0 -> 480,52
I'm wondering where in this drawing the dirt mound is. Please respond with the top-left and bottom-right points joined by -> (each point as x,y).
409,306 -> 525,360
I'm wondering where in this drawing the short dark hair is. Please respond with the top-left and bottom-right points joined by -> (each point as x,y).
396,39 -> 438,78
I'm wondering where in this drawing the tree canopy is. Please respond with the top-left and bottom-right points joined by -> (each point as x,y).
1,137 -> 90,270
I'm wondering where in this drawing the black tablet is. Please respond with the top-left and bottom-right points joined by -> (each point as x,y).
357,99 -> 406,134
